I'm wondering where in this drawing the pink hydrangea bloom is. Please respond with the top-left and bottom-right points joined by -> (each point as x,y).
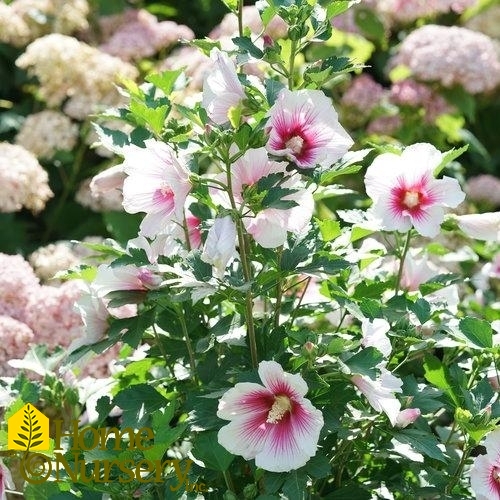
209,5 -> 287,40
389,79 -> 455,123
23,280 -> 84,349
99,9 -> 194,61
470,427 -> 500,499
367,115 -> 402,135
202,48 -> 246,125
266,88 -> 353,169
341,74 -> 386,114
121,139 -> 192,237
391,24 -> 500,94
0,253 -> 40,321
364,143 -> 465,237
380,0 -> 477,23
0,316 -> 35,377
217,360 -> 324,472
466,175 -> 500,207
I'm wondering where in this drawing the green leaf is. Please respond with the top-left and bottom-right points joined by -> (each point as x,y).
344,347 -> 383,378
433,145 -> 469,176
191,431 -> 235,471
354,8 -> 386,44
265,78 -> 286,106
459,317 -> 493,349
146,69 -> 183,96
282,470 -> 308,500
328,484 -> 371,499
305,452 -> 331,478
408,298 -> 431,324
317,219 -> 341,242
232,36 -> 264,58
392,429 -> 447,462
423,354 -> 460,407
114,384 -> 169,428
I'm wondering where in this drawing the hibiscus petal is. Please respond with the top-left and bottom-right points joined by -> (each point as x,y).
426,176 -> 466,208
217,383 -> 273,420
218,413 -> 269,460
411,205 -> 445,238
258,360 -> 309,398
255,398 -> 324,472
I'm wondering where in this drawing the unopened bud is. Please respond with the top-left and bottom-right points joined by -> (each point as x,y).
395,408 -> 421,428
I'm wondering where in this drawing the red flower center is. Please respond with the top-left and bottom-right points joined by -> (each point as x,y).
153,185 -> 175,210
493,465 -> 500,484
266,394 -> 292,423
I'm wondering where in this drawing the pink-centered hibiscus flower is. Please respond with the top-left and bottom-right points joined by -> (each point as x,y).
352,368 -> 403,426
364,143 -> 465,237
217,360 -> 324,472
470,427 -> 500,500
213,147 -> 314,247
266,88 -> 353,169
121,139 -> 191,237
202,48 -> 246,125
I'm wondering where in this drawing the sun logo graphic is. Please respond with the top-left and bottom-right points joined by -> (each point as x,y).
7,404 -> 49,451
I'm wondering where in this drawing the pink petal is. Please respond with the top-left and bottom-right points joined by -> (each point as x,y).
255,397 -> 324,472
218,412 -> 269,460
217,383 -> 273,420
258,360 -> 308,398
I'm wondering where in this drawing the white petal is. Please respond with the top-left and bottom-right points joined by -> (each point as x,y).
201,216 -> 237,278
484,427 -> 500,462
400,143 -> 442,182
411,205 -> 445,237
361,318 -> 392,358
364,152 -> 403,201
245,211 -> 288,248
456,212 -> 500,241
426,176 -> 465,208
258,360 -> 309,398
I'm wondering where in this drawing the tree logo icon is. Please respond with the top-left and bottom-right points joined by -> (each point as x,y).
7,404 -> 49,451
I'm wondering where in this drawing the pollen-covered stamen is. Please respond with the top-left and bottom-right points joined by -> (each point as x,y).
403,191 -> 421,208
285,135 -> 304,155
266,394 -> 292,423
493,465 -> 500,484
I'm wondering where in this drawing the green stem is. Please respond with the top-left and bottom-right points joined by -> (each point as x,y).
394,231 -> 412,296
288,39 -> 298,90
273,246 -> 284,330
237,0 -> 244,37
445,442 -> 470,494
223,469 -> 235,493
289,276 -> 311,328
177,307 -> 198,383
225,161 -> 258,368
182,208 -> 192,252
